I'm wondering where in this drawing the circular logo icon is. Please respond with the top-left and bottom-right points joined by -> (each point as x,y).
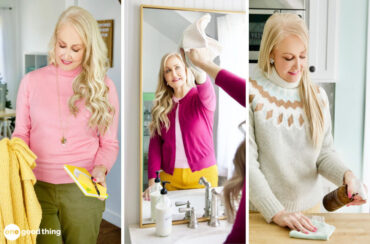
4,224 -> 20,240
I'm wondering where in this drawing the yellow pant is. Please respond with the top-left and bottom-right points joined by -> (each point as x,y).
160,165 -> 218,191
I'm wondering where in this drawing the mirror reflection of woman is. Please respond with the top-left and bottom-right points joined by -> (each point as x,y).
143,52 -> 218,199
12,6 -> 119,243
246,13 -> 366,233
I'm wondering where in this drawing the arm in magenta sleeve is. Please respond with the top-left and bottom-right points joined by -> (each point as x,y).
215,69 -> 246,107
148,133 -> 162,180
196,76 -> 216,111
93,78 -> 119,172
12,75 -> 31,145
224,182 -> 246,244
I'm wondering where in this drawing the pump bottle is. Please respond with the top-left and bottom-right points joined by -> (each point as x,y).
150,170 -> 162,221
155,181 -> 172,237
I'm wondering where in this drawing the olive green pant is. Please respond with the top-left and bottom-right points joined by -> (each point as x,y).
34,181 -> 105,244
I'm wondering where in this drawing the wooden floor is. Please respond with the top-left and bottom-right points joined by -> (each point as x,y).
97,219 -> 121,244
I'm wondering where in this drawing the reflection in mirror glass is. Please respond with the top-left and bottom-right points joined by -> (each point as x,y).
140,7 -> 246,226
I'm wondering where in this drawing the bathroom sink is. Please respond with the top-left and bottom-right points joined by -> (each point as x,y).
142,187 -> 224,224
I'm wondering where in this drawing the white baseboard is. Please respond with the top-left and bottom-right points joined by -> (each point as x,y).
103,208 -> 121,228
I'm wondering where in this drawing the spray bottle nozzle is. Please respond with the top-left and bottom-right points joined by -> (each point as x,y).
161,181 -> 170,195
155,170 -> 161,183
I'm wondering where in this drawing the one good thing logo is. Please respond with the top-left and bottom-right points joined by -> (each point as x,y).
4,224 -> 20,240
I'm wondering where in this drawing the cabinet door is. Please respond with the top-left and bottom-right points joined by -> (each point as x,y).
308,0 -> 339,83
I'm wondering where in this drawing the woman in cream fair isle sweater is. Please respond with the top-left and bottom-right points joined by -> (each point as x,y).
249,13 -> 367,234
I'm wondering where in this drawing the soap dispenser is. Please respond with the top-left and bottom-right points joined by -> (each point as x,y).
155,181 -> 172,237
150,170 -> 162,221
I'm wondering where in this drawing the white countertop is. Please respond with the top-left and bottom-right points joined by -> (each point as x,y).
129,219 -> 232,244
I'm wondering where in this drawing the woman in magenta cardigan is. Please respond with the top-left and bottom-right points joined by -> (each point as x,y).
187,48 -> 246,244
144,52 -> 218,198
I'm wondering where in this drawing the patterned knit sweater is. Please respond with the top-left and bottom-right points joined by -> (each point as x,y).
249,66 -> 349,223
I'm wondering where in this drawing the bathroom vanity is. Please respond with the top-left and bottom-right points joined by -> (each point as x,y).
250,212 -> 370,243
129,219 -> 232,244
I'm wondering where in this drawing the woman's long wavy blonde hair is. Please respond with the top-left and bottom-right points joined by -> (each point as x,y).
223,138 -> 245,222
258,13 -> 325,147
149,53 -> 194,136
48,6 -> 114,134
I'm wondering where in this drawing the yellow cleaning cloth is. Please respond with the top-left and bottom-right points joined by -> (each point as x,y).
0,137 -> 41,244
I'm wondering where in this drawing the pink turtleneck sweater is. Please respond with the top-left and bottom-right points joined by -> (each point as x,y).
12,64 -> 119,184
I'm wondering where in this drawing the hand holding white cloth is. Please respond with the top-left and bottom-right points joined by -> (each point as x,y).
181,14 -> 222,72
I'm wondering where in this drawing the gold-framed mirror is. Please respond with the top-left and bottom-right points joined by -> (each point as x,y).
139,5 -> 246,228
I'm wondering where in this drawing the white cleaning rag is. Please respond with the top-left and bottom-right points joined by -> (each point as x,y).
289,216 -> 336,241
181,14 -> 222,72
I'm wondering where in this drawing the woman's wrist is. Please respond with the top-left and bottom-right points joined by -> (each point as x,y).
343,170 -> 355,185
148,178 -> 155,187
94,165 -> 107,174
200,61 -> 222,80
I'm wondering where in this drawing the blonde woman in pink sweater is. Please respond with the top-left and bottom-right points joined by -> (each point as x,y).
12,6 -> 119,244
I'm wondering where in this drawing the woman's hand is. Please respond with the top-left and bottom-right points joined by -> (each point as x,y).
180,48 -> 221,80
185,48 -> 213,69
344,170 -> 368,206
91,165 -> 107,201
180,48 -> 206,84
143,178 -> 155,201
272,210 -> 317,234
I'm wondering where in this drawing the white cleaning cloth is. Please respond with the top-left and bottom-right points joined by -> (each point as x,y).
181,14 -> 222,71
289,217 -> 336,241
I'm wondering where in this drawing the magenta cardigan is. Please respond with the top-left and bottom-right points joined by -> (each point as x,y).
215,69 -> 246,107
225,182 -> 246,244
148,76 -> 216,179
215,69 -> 246,244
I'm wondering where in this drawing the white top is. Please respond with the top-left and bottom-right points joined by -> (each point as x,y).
173,97 -> 190,169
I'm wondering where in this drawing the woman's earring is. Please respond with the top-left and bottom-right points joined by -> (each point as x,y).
270,58 -> 274,65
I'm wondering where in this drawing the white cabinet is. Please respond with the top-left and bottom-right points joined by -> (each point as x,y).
308,0 -> 339,83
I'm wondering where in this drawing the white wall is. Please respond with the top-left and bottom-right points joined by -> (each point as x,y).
143,22 -> 178,92
124,0 -> 245,242
333,0 -> 368,213
16,0 -> 121,227
4,0 -> 64,109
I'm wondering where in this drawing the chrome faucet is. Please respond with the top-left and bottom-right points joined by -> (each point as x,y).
199,176 -> 211,218
175,201 -> 191,220
179,206 -> 198,229
209,188 -> 221,227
